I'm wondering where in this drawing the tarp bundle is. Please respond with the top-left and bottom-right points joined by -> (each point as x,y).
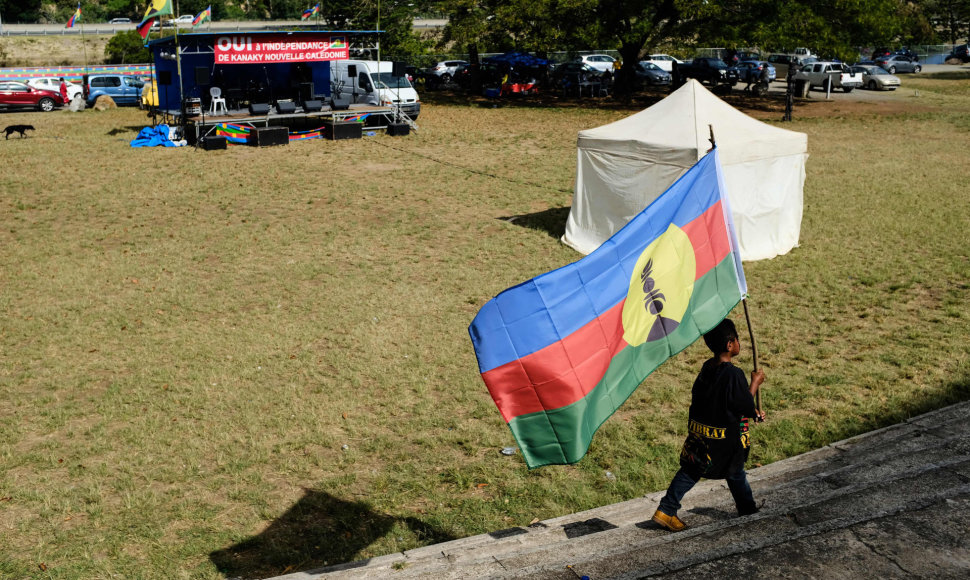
562,80 -> 808,262
129,124 -> 184,147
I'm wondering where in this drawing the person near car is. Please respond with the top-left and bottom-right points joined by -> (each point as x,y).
59,78 -> 68,103
651,318 -> 766,532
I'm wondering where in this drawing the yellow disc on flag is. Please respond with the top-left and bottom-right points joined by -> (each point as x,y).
621,224 -> 696,346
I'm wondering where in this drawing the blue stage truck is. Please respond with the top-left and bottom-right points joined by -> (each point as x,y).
330,60 -> 420,121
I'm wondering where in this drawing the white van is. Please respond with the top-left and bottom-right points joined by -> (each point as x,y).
330,60 -> 421,120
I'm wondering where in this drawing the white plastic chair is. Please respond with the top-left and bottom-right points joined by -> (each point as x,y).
209,86 -> 228,115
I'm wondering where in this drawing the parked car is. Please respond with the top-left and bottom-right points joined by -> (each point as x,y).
634,61 -> 672,86
870,47 -> 893,60
875,54 -> 921,74
735,60 -> 776,83
677,57 -> 740,86
427,60 -> 468,83
83,74 -> 145,106
573,54 -> 617,73
28,77 -> 83,101
0,81 -> 64,112
642,54 -> 682,72
173,15 -> 195,26
945,44 -> 969,63
766,54 -> 799,78
109,17 -> 131,24
850,65 -> 900,91
551,62 -> 611,94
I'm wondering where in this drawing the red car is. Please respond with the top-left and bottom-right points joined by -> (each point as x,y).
0,80 -> 65,112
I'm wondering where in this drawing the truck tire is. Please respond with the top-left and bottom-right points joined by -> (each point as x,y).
843,86 -> 853,93
796,79 -> 809,97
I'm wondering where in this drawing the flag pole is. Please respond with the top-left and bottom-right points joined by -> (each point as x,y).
709,124 -> 762,420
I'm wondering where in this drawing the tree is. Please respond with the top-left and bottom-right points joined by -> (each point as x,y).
104,30 -> 153,63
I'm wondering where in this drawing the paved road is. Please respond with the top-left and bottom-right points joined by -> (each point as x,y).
0,19 -> 448,36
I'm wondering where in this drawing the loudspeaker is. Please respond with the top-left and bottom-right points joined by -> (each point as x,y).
392,61 -> 406,77
158,70 -> 172,85
347,64 -> 357,77
330,96 -> 351,111
195,66 -> 209,86
324,120 -> 362,140
387,123 -> 410,136
201,136 -> 227,150
302,99 -> 323,112
248,126 -> 289,147
249,103 -> 271,115
275,100 -> 296,114
299,82 -> 314,102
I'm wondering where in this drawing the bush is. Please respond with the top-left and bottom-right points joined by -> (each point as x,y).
104,31 -> 151,64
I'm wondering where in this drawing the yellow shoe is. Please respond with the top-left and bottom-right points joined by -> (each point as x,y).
652,509 -> 687,532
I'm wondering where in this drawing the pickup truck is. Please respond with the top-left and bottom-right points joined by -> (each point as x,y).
675,58 -> 740,87
793,61 -> 863,93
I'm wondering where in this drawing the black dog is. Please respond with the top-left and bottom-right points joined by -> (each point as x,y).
4,125 -> 35,139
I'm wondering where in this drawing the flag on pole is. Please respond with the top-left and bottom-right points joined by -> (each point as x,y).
140,0 -> 174,26
136,17 -> 156,40
468,148 -> 747,469
192,5 -> 212,28
66,3 -> 81,28
302,3 -> 321,20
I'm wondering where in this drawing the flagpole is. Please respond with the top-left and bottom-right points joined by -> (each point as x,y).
78,5 -> 88,77
709,123 -> 762,420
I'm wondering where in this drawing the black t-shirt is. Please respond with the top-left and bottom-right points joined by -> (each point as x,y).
679,359 -> 757,479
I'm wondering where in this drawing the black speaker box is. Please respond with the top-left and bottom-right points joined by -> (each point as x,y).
275,101 -> 297,114
392,61 -> 406,77
195,66 -> 209,86
347,64 -> 357,77
249,103 -> 271,115
157,70 -> 172,85
387,123 -> 410,136
324,120 -> 362,140
330,96 -> 351,111
201,136 -> 227,150
302,99 -> 323,112
248,126 -> 289,147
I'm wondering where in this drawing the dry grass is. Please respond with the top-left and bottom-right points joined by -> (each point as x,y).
1,74 -> 969,579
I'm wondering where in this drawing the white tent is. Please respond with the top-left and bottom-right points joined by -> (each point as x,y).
562,79 -> 808,261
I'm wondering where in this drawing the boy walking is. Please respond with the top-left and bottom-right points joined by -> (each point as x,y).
652,318 -> 765,532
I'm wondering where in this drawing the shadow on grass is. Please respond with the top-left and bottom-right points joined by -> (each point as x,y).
210,488 -> 456,579
106,125 -> 148,136
499,206 -> 572,240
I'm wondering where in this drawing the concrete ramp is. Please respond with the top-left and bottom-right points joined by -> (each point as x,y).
269,401 -> 970,579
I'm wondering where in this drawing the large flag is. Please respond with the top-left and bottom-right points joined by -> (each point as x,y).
192,5 -> 212,28
136,17 -> 156,40
302,3 -> 321,20
468,148 -> 747,469
140,0 -> 173,26
66,3 -> 81,28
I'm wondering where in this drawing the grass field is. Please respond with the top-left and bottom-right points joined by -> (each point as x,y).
1,74 -> 969,579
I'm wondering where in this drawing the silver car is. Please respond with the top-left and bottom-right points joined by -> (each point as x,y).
851,65 -> 900,90
874,54 -> 921,74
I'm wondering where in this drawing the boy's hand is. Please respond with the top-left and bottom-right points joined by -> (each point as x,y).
755,409 -> 766,422
750,369 -> 765,390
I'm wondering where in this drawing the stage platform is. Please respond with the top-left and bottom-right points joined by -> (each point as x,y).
155,103 -> 406,143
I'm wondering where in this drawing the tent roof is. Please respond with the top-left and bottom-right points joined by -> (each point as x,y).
577,80 -> 807,164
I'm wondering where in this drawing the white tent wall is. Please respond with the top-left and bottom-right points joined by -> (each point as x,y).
562,80 -> 808,262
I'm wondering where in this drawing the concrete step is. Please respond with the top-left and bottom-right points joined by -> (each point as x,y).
268,401 -> 970,579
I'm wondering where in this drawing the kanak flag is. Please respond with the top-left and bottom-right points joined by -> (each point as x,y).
469,148 -> 747,468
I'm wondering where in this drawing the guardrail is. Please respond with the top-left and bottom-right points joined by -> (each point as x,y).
0,19 -> 447,36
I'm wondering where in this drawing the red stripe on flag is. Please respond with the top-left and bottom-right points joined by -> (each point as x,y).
481,301 -> 628,422
681,200 -> 731,281
481,202 -> 731,423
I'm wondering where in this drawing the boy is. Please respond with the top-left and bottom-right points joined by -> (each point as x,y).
652,318 -> 765,532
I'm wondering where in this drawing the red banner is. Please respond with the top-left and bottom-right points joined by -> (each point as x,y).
214,34 -> 348,65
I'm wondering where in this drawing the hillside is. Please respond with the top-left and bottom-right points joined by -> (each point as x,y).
1,35 -> 114,66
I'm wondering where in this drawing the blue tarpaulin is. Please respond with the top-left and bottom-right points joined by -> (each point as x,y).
130,124 -> 183,147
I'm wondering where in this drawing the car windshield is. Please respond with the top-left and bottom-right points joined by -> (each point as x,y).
638,62 -> 661,71
869,67 -> 890,75
374,72 -> 413,89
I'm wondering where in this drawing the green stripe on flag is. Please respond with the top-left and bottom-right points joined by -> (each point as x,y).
509,254 -> 744,468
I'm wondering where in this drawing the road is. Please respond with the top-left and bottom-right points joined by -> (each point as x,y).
0,19 -> 448,36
